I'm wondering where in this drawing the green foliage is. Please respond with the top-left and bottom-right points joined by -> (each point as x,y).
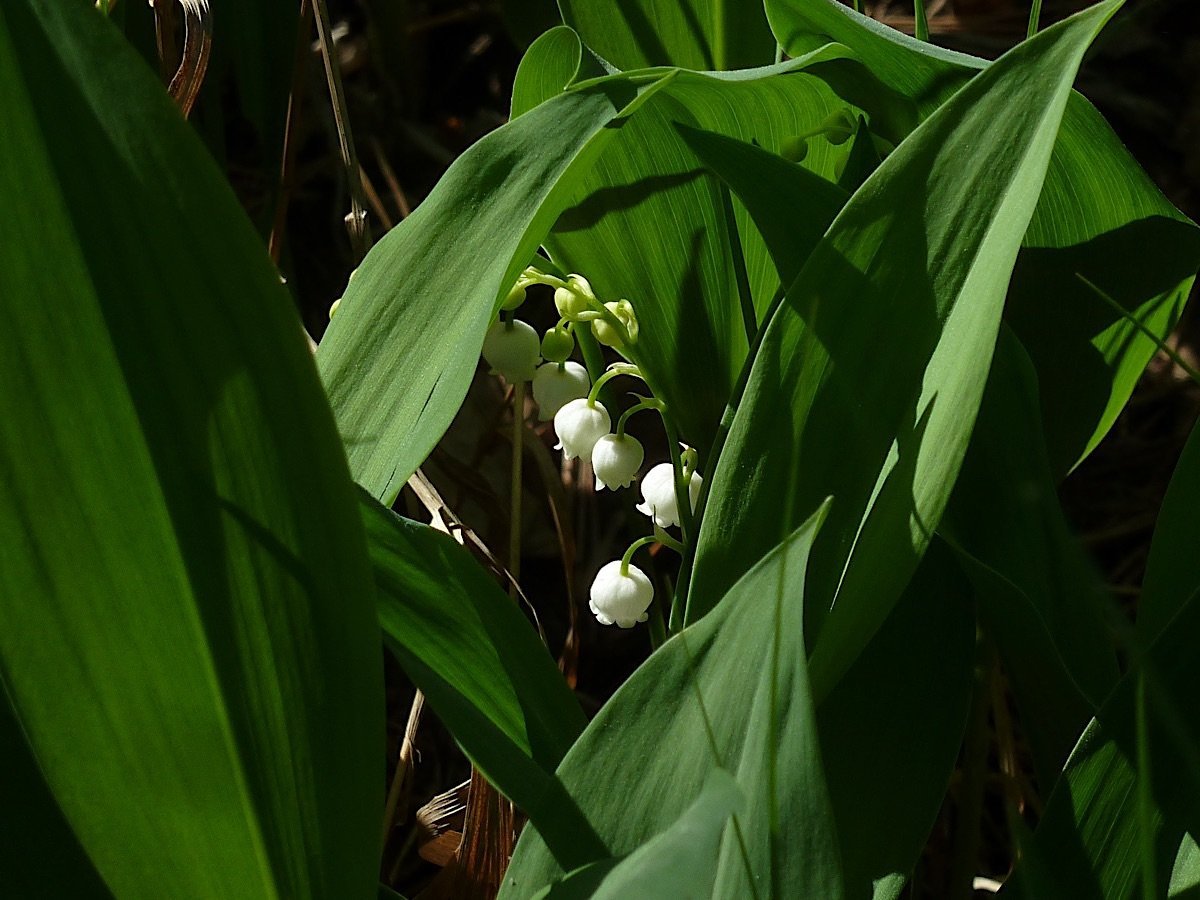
318,73 -> 667,503
558,0 -> 776,71
767,0 -> 1200,476
502,504 -> 843,898
690,1 -> 1122,704
0,1 -> 382,896
3,0 -> 1199,896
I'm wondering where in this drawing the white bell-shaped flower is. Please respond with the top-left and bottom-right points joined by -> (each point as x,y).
481,319 -> 540,383
553,398 -> 610,461
591,434 -> 644,491
589,560 -> 653,628
532,361 -> 590,421
636,462 -> 702,528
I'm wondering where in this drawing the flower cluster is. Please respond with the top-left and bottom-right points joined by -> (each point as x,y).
480,266 -> 703,631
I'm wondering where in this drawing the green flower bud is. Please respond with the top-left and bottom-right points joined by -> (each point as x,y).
554,274 -> 596,320
592,299 -> 638,349
821,109 -> 857,146
781,135 -> 809,163
501,282 -> 528,311
329,298 -> 341,319
540,325 -> 575,363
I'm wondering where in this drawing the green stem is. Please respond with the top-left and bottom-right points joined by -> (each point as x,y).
508,382 -> 525,596
914,0 -> 929,41
616,397 -> 663,437
852,0 -> 863,12
575,326 -> 617,413
660,414 -> 695,547
587,364 -> 642,406
1027,0 -> 1043,38
620,535 -> 658,574
653,526 -> 686,554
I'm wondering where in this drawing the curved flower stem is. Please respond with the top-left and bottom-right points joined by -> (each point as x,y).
508,382 -> 525,596
586,363 -> 643,405
620,535 -> 658,575
526,269 -> 567,290
616,397 -> 664,437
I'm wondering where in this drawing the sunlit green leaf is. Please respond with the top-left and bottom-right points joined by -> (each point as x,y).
0,2 -> 382,895
318,59 -> 670,503
689,2 -> 1123,709
528,770 -> 742,899
501,504 -> 845,898
766,0 -> 1200,476
513,35 -> 897,449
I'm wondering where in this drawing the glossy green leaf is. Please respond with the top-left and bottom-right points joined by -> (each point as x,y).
689,2 -> 1122,707
0,2 -> 382,896
941,331 -> 1119,786
766,0 -> 1200,476
529,770 -> 743,899
501,503 -> 844,898
362,495 -> 597,851
816,542 -> 974,897
514,35 -> 898,449
317,62 -> 669,503
559,0 -> 775,71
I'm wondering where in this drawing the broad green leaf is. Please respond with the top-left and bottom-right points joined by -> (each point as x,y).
674,124 -> 849,288
0,2 -> 382,896
513,36 -> 900,449
1139,417 -> 1200,644
510,26 -> 602,119
941,331 -> 1119,786
559,0 -> 775,71
1006,584 -> 1200,898
362,493 -> 601,863
529,770 -> 742,899
1171,835 -> 1200,898
816,542 -> 974,897
689,1 -> 1122,708
318,66 -> 670,504
501,503 -> 844,898
766,0 -> 1200,476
